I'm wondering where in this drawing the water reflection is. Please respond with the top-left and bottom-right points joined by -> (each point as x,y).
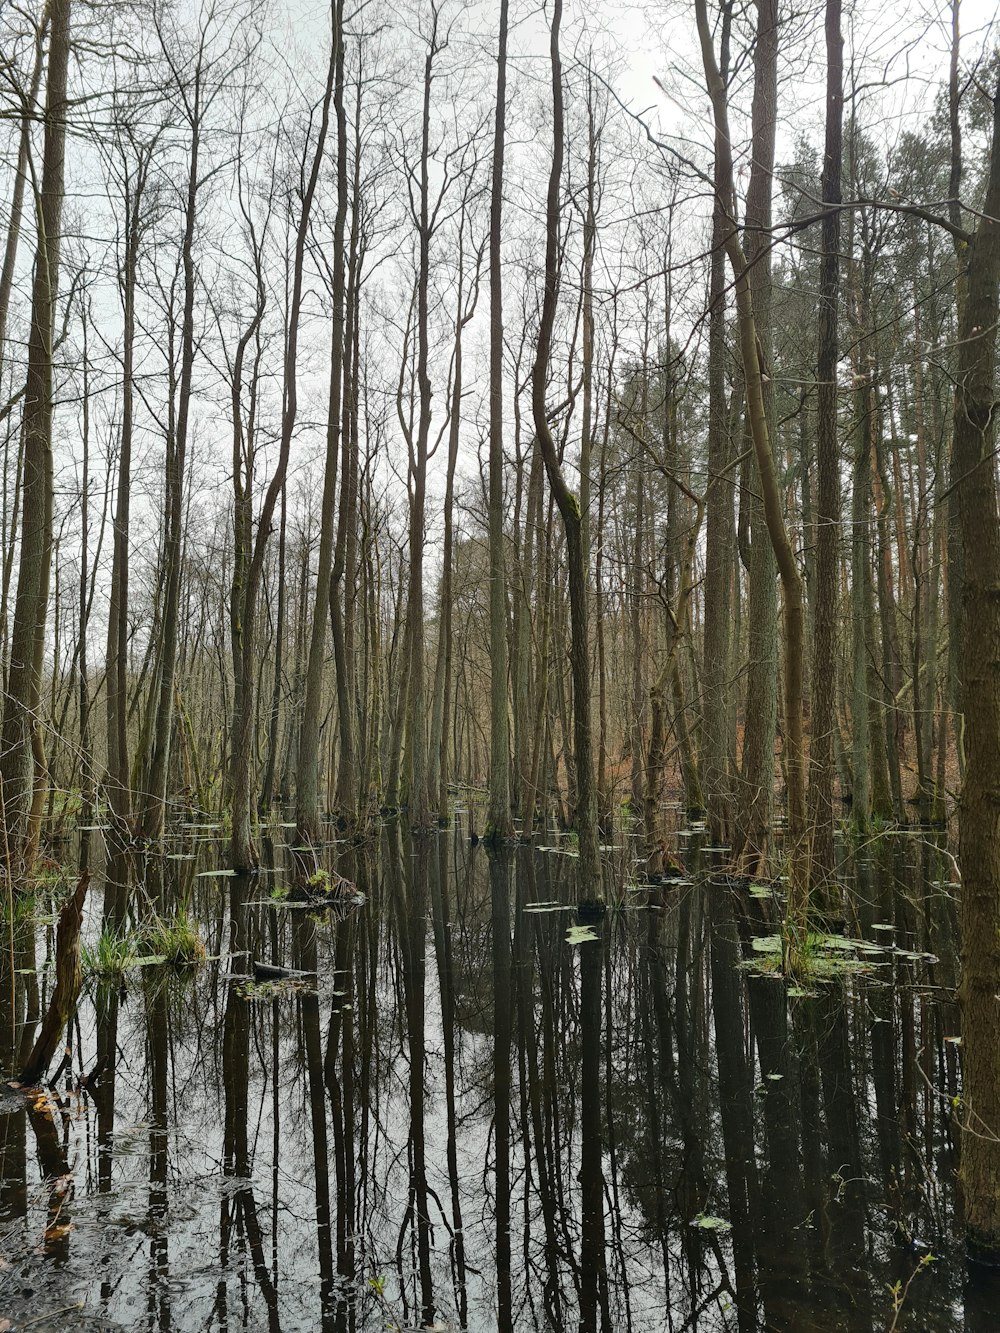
0,826 -> 998,1329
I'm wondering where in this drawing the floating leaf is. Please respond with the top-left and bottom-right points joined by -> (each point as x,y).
197,869 -> 238,878
751,935 -> 782,954
132,955 -> 168,968
566,924 -> 598,945
692,1213 -> 731,1233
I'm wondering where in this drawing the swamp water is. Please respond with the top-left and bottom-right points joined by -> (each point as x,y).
1,822 -> 998,1331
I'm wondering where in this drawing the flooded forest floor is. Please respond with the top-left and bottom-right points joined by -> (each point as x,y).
1,812 -> 998,1331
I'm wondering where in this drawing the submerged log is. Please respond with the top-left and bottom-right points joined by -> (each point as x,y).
19,872 -> 89,1085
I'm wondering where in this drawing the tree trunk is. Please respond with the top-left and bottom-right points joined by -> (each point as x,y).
733,0 -> 779,875
701,34 -> 735,845
0,0 -> 71,881
139,30 -> 205,843
297,0 -> 346,845
695,0 -> 808,955
951,69 -> 1000,1264
531,0 -> 601,900
330,80 -> 364,827
486,0 -> 513,842
808,0 -> 843,897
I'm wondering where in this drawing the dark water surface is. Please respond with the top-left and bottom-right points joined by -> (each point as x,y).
1,822 -> 998,1331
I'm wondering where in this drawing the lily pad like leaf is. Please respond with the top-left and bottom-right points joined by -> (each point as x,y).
751,935 -> 782,954
566,924 -> 598,945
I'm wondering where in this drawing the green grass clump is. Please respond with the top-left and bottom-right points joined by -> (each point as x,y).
82,927 -> 138,979
142,911 -> 206,966
81,911 -> 207,979
1,887 -> 43,926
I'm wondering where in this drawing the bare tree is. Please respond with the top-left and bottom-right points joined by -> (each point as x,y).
486,0 -> 513,842
0,0 -> 71,882
532,0 -> 601,900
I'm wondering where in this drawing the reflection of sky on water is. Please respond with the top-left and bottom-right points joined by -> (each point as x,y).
0,825 -> 997,1330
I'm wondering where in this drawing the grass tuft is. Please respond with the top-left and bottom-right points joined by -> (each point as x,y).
81,926 -> 137,979
142,910 -> 207,966
81,911 -> 207,978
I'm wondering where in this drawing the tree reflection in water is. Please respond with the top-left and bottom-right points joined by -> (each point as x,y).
1,824 -> 999,1330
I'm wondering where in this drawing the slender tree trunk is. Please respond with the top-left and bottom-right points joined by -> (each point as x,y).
533,0 -> 601,900
808,0 -> 843,896
140,45 -> 205,843
399,12 -> 444,831
330,81 -> 364,826
695,0 -> 808,955
733,0 -> 780,874
297,0 -> 346,845
629,467 -> 646,819
259,488 -> 286,816
232,49 -> 334,869
643,492 -> 704,874
0,0 -> 71,880
105,136 -> 154,864
945,0 -> 967,784
0,12 -> 46,375
486,0 -> 513,841
77,306 -> 93,873
429,227 -> 478,825
850,379 -> 872,829
702,47 -> 735,845
536,0 -> 600,906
